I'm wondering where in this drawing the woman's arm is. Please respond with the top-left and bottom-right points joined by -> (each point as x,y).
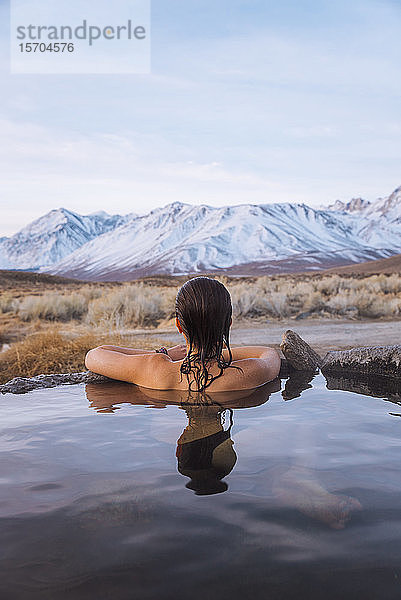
221,346 -> 281,388
92,344 -> 187,360
96,345 -> 154,355
223,346 -> 279,361
85,346 -> 172,387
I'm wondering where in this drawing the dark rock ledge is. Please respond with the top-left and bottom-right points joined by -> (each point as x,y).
321,345 -> 401,380
280,330 -> 322,371
0,372 -> 112,395
281,330 -> 401,381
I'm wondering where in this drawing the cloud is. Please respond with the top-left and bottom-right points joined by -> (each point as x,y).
0,117 -> 301,235
284,126 -> 338,139
0,0 -> 400,234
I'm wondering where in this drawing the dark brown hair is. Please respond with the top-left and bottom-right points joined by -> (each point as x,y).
175,277 -> 237,391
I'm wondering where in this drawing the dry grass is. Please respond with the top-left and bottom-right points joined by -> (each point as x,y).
0,331 -> 96,383
0,328 -> 168,384
0,293 -> 18,314
1,283 -> 176,327
86,284 -> 176,329
18,292 -> 89,322
229,274 -> 401,320
1,274 -> 401,328
0,330 -> 97,383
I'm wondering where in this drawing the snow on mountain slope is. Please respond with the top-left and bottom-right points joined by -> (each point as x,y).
327,197 -> 371,213
42,189 -> 401,281
325,185 -> 401,250
364,186 -> 401,223
326,186 -> 401,221
3,185 -> 400,280
0,208 -> 133,270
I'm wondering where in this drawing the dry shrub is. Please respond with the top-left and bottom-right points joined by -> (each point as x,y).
229,274 -> 401,320
230,284 -> 293,319
230,287 -> 266,318
364,274 -> 401,295
86,284 -> 176,329
2,273 -> 401,327
80,287 -> 104,301
303,290 -> 325,312
326,290 -> 360,314
357,295 -> 401,319
0,329 -> 170,384
326,288 -> 401,318
18,293 -> 88,322
315,275 -> 341,296
264,291 -> 291,318
0,330 -> 99,383
0,293 -> 18,313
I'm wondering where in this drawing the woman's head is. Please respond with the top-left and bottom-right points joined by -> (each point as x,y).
175,277 -> 233,391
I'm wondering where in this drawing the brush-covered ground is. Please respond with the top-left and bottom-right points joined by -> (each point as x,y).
1,270 -> 400,384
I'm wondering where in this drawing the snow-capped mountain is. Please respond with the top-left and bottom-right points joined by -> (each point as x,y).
327,197 -> 371,213
327,186 -> 401,221
39,186 -> 401,281
2,186 -> 400,280
325,185 -> 401,251
0,208 -> 134,270
364,186 -> 401,223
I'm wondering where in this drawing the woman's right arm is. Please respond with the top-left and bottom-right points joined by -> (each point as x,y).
85,346 -> 172,387
95,345 -> 154,355
91,345 -> 186,360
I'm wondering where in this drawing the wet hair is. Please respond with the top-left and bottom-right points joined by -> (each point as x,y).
175,277 -> 237,392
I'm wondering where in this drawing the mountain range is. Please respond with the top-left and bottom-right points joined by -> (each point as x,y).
0,208 -> 136,272
0,186 -> 400,281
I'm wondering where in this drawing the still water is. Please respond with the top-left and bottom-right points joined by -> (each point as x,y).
1,374 -> 401,600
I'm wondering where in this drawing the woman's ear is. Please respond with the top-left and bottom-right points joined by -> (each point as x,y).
175,316 -> 183,334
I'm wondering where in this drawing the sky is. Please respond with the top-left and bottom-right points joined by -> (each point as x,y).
0,0 -> 401,237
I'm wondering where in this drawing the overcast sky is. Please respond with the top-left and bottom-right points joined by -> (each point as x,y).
1,0 -> 401,236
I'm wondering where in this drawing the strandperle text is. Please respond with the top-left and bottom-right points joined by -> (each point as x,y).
16,20 -> 146,46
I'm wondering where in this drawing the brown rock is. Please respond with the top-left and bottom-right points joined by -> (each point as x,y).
0,371 -> 112,395
321,345 -> 401,380
280,330 -> 322,371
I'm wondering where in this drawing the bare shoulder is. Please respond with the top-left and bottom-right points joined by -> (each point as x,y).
85,347 -> 177,388
208,351 -> 281,392
129,352 -> 176,388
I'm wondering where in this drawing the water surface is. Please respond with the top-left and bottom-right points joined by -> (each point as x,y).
1,374 -> 401,599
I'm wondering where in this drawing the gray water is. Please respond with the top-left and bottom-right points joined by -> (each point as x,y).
1,374 -> 401,600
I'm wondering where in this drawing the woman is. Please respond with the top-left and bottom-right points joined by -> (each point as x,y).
85,277 -> 281,391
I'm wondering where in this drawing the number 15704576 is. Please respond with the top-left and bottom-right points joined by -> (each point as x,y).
19,42 -> 74,52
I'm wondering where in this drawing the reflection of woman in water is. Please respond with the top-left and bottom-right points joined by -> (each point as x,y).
85,382 -> 279,495
176,405 -> 236,495
85,277 -> 280,392
85,380 -> 361,521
